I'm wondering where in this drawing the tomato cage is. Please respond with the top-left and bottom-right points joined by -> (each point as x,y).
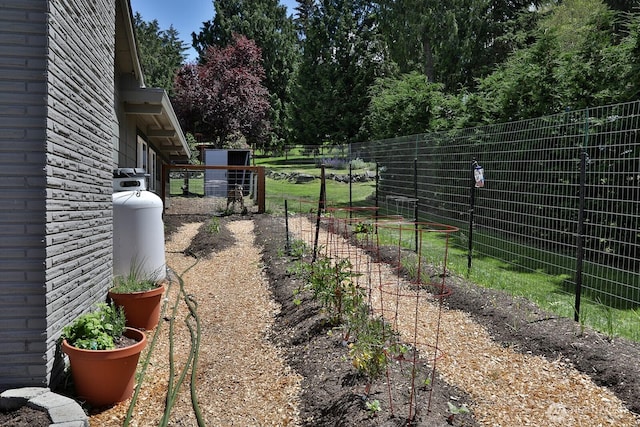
282,198 -> 320,257
368,221 -> 458,419
311,207 -> 459,421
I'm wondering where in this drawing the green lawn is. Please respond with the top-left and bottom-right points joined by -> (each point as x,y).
266,177 -> 376,213
169,177 -> 204,196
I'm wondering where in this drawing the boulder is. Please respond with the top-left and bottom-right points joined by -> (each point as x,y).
294,173 -> 316,184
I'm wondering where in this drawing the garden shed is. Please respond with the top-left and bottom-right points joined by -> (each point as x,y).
201,148 -> 252,197
0,0 -> 189,391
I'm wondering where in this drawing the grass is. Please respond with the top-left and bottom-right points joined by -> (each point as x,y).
254,152 -> 375,175
370,224 -> 640,342
266,177 -> 376,214
170,177 -> 204,196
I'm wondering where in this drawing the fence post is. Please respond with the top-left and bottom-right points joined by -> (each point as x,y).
285,199 -> 290,256
375,162 -> 379,220
312,165 -> 326,263
349,162 -> 353,218
257,166 -> 266,213
468,159 -> 478,271
574,125 -> 589,321
414,158 -> 419,253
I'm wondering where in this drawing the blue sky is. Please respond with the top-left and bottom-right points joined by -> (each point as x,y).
130,0 -> 298,62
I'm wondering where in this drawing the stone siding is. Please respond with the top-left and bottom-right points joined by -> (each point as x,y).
44,0 -> 116,385
0,0 -> 50,390
0,0 -> 117,390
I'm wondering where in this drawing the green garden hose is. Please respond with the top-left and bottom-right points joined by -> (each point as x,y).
123,256 -> 205,427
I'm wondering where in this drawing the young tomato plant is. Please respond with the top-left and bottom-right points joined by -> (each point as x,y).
305,256 -> 360,324
348,309 -> 397,394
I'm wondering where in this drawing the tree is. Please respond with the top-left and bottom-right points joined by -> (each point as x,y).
291,0 -> 393,145
361,72 -> 464,140
468,0 -> 639,124
192,0 -> 299,149
374,0 -> 540,91
172,35 -> 271,147
133,13 -> 187,95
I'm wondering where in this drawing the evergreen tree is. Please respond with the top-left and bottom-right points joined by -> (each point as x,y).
133,13 -> 187,96
375,0 -> 539,91
469,0 -> 639,124
361,72 -> 464,140
292,0 -> 393,145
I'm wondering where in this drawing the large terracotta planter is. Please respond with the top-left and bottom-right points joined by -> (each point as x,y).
61,327 -> 147,407
108,284 -> 165,330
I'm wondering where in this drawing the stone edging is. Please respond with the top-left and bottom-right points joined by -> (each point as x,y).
1,387 -> 88,427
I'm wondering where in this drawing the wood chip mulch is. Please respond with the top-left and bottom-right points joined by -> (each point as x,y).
82,215 -> 639,427
88,220 -> 301,426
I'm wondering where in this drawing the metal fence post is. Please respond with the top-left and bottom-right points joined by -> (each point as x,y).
312,165 -> 326,263
284,199 -> 290,256
468,158 -> 478,271
375,162 -> 379,220
349,162 -> 353,218
414,158 -> 419,253
574,113 -> 589,321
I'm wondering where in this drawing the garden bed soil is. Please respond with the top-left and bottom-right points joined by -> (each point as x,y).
0,406 -> 51,427
252,215 -> 477,426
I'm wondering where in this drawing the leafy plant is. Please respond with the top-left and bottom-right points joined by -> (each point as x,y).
365,399 -> 381,415
61,303 -> 126,350
206,217 -> 220,234
348,313 -> 397,393
447,401 -> 469,414
292,288 -> 302,306
353,222 -> 373,235
447,401 -> 470,424
305,256 -> 362,324
287,238 -> 308,259
291,253 -> 400,394
349,157 -> 375,171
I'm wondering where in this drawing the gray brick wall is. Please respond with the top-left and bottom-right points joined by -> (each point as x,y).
0,0 -> 117,390
0,0 -> 49,390
44,0 -> 116,385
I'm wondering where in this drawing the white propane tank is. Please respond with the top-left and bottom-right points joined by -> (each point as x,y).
112,168 -> 166,282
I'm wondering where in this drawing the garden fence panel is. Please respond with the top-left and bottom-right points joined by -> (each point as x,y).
350,101 -> 640,311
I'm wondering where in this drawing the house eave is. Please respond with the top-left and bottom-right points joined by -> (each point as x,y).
123,88 -> 190,162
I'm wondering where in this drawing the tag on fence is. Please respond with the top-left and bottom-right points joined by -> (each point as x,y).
474,165 -> 485,188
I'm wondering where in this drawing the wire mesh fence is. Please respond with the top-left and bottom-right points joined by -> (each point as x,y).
350,101 -> 640,312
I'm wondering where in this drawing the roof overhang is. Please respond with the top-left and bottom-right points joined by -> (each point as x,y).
116,0 -> 190,163
123,88 -> 191,162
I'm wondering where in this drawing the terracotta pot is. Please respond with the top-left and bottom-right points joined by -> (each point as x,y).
108,283 -> 165,330
61,327 -> 147,407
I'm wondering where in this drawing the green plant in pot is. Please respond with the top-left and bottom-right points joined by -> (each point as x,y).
60,302 -> 147,406
109,261 -> 166,330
